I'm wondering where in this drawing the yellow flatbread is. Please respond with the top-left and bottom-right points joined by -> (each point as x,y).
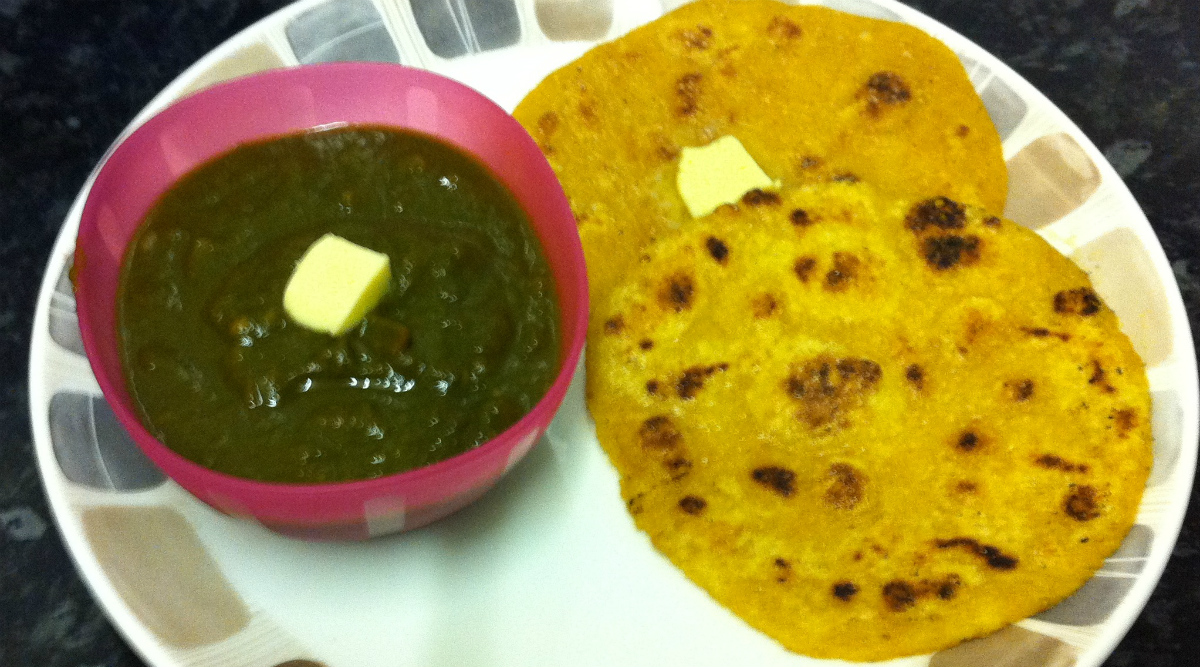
515,0 -> 1008,305
587,184 -> 1151,660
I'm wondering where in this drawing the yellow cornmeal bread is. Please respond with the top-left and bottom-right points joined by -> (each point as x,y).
514,0 -> 1008,307
586,183 -> 1152,661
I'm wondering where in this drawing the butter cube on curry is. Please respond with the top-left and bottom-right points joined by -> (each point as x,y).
283,233 -> 391,336
677,135 -> 780,218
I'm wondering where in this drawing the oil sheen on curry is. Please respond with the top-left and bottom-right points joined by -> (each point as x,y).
118,126 -> 561,484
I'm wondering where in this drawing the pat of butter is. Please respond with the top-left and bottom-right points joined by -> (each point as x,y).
283,234 -> 391,336
677,135 -> 781,218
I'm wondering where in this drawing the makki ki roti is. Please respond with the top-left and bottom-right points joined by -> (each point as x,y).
587,183 -> 1152,661
514,0 -> 1008,305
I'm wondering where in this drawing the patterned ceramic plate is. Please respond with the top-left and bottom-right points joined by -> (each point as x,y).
28,1 -> 1199,666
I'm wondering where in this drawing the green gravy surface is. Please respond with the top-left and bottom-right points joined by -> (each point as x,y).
119,126 -> 561,483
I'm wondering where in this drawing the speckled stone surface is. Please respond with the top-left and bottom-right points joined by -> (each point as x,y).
0,0 -> 1197,665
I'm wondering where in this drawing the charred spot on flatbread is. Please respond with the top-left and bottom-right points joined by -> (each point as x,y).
832,581 -> 858,600
666,457 -> 693,480
1035,454 -> 1090,473
651,133 -> 681,161
824,463 -> 865,509
774,557 -> 793,582
1088,360 -> 1117,393
1065,485 -> 1102,521
706,237 -> 730,264
626,493 -> 645,515
752,465 -> 797,497
955,430 -> 985,452
676,363 -> 728,399
936,577 -> 962,600
675,72 -> 704,116
639,415 -> 681,451
603,315 -> 624,335
767,15 -> 803,43
883,575 -> 965,611
1023,326 -> 1072,342
882,580 -> 917,611
752,293 -> 780,318
577,100 -> 599,124
824,252 -> 861,291
907,197 -> 966,231
906,198 -> 984,270
536,111 -> 559,138
1006,379 -> 1035,401
1113,408 -> 1138,436
861,72 -> 912,116
743,189 -> 782,206
679,25 -> 714,50
794,256 -> 818,282
798,155 -> 823,170
659,273 -> 696,312
905,364 -> 925,389
679,495 -> 708,514
923,235 -> 981,270
1054,287 -> 1103,316
784,356 -> 881,428
934,538 -> 1019,570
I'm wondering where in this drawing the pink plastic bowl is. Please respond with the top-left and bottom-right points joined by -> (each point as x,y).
75,63 -> 587,540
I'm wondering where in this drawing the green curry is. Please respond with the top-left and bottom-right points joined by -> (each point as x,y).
119,126 -> 561,483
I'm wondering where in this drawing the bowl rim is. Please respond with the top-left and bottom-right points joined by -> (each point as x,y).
75,61 -> 589,505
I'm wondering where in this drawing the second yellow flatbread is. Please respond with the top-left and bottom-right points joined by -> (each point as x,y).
515,0 -> 1008,305
587,183 -> 1151,660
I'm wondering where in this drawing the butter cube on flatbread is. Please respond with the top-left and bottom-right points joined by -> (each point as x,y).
677,135 -> 780,218
283,233 -> 391,336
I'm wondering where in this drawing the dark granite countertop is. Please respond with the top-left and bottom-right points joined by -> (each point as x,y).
1,0 -> 1197,665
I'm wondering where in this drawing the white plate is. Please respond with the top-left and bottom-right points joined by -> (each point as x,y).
28,1 -> 1199,666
